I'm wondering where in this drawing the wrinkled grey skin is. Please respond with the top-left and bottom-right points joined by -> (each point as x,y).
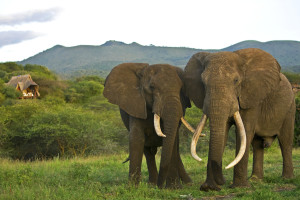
184,48 -> 295,191
103,63 -> 192,188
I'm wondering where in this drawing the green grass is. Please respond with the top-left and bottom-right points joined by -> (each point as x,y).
0,147 -> 299,200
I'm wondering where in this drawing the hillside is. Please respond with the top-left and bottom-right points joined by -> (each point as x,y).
223,40 -> 300,70
19,40 -> 300,78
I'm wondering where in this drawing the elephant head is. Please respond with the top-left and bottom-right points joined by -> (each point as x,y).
184,48 -> 281,190
103,63 -> 193,187
103,63 -> 192,128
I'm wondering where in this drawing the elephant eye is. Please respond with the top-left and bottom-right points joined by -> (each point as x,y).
149,83 -> 155,90
234,78 -> 239,85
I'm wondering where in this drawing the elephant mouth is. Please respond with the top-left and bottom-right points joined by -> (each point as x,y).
190,111 -> 247,169
154,114 -> 196,137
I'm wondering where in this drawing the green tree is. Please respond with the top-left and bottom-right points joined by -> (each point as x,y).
0,84 -> 22,99
65,80 -> 103,103
0,62 -> 23,73
24,64 -> 57,80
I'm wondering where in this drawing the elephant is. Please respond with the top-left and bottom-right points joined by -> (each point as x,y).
184,48 -> 295,191
103,63 -> 195,188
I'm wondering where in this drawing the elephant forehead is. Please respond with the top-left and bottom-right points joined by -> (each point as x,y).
203,63 -> 237,80
146,64 -> 174,73
146,66 -> 181,82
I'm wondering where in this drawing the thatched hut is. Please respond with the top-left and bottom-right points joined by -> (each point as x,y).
6,74 -> 40,98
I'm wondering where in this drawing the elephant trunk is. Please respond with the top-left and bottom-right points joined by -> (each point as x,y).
154,96 -> 183,138
156,96 -> 182,187
208,111 -> 228,168
225,111 -> 246,169
191,99 -> 246,169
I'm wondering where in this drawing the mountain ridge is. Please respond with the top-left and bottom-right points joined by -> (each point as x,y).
19,40 -> 300,78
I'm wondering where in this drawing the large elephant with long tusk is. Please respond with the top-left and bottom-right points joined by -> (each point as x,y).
184,48 -> 295,191
103,63 -> 195,188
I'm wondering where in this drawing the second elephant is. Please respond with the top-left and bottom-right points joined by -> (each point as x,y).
184,48 -> 295,191
103,63 -> 193,188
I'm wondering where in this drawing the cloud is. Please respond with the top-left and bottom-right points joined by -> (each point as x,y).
0,31 -> 42,47
0,8 -> 61,26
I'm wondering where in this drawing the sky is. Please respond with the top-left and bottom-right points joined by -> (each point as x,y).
0,0 -> 300,62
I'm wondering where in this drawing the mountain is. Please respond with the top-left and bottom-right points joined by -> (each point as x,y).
19,40 -> 300,78
222,40 -> 300,68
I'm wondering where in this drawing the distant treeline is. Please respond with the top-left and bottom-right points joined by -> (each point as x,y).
0,62 -> 299,160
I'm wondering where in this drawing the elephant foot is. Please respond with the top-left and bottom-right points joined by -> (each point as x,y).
200,182 -> 221,192
165,182 -> 182,189
215,175 -> 226,185
165,177 -> 182,189
249,174 -> 263,181
229,181 -> 250,189
148,180 -> 157,186
129,173 -> 141,186
282,173 -> 294,179
128,180 -> 140,188
181,175 -> 193,185
148,175 -> 158,185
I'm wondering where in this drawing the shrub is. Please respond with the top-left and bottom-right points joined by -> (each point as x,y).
65,80 -> 104,103
0,99 -> 126,159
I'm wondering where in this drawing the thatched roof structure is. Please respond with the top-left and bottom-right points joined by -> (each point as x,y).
6,74 -> 40,98
6,75 -> 38,90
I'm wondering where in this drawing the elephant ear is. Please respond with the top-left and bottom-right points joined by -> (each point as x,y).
173,66 -> 191,109
103,63 -> 148,119
184,52 -> 211,108
235,48 -> 281,109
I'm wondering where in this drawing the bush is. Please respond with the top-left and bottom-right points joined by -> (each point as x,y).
0,100 -> 126,159
65,80 -> 104,103
1,85 -> 22,99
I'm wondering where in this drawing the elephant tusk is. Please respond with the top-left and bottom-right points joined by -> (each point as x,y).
225,111 -> 247,169
154,114 -> 166,137
181,117 -> 195,133
191,114 -> 207,162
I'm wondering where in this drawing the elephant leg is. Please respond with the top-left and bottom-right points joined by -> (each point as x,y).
144,146 -> 158,184
251,134 -> 264,180
278,113 -> 294,179
157,131 -> 177,188
200,159 -> 222,191
177,154 -> 192,184
129,118 -> 145,184
165,135 -> 181,189
171,130 -> 192,184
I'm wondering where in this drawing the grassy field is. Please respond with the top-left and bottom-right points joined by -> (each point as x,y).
0,147 -> 299,200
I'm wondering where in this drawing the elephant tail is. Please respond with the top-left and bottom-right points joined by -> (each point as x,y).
122,156 -> 130,164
